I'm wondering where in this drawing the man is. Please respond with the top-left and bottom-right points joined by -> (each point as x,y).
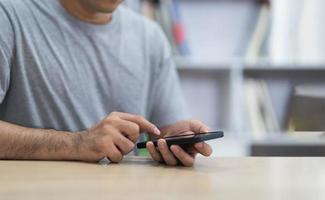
0,0 -> 212,167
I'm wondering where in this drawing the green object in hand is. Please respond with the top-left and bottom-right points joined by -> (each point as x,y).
138,148 -> 149,156
138,134 -> 149,156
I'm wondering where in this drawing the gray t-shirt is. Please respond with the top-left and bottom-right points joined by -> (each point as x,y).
0,0 -> 188,132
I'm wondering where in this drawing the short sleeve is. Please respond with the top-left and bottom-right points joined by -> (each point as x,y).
0,3 -> 14,103
148,24 -> 189,128
0,48 -> 11,103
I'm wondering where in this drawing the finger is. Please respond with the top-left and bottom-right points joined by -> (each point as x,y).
146,141 -> 163,162
157,139 -> 178,166
184,146 -> 199,157
193,142 -> 213,157
106,143 -> 123,163
170,145 -> 195,167
111,112 -> 160,136
113,132 -> 135,155
114,119 -> 140,143
189,120 -> 211,134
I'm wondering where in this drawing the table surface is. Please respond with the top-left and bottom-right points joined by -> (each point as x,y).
0,157 -> 324,200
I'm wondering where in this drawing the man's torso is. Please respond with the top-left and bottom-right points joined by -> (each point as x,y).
0,0 -> 160,131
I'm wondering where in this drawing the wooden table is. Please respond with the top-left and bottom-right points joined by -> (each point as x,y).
1,157 -> 324,200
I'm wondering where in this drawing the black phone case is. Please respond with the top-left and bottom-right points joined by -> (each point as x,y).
136,131 -> 224,149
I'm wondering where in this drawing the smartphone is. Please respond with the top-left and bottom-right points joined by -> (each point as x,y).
136,131 -> 224,149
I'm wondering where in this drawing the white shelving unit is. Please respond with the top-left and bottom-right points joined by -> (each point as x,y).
127,0 -> 325,156
177,58 -> 325,125
177,57 -> 325,156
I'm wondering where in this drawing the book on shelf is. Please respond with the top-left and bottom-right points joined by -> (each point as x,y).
140,0 -> 190,56
287,84 -> 325,132
169,0 -> 190,56
244,79 -> 280,138
269,0 -> 325,64
245,1 -> 271,63
128,0 -> 271,62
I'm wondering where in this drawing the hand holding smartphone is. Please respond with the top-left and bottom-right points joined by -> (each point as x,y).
136,131 -> 224,149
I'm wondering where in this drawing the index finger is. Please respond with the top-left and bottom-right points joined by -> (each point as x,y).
110,112 -> 160,136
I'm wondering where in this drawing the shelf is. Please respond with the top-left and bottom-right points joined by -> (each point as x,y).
175,56 -> 233,71
245,58 -> 325,70
244,63 -> 325,72
175,56 -> 325,71
251,132 -> 325,145
249,133 -> 325,156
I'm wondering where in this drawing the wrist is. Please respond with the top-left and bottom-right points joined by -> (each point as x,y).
70,131 -> 87,161
70,130 -> 101,162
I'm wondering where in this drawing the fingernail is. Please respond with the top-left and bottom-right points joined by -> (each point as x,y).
154,127 -> 161,135
146,141 -> 152,146
158,139 -> 164,146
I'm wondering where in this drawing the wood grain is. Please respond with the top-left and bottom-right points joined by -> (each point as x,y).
0,157 -> 324,200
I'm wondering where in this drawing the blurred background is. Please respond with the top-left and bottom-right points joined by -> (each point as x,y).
124,0 -> 325,156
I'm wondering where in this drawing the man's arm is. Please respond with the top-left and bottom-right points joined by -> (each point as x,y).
0,120 -> 80,160
0,112 -> 160,162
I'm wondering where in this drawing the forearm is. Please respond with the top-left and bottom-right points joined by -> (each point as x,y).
0,120 -> 80,160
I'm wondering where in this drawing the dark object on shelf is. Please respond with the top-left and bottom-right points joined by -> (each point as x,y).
251,144 -> 325,156
287,84 -> 325,131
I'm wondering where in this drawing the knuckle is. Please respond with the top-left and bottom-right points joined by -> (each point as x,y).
113,134 -> 123,143
189,119 -> 208,133
102,124 -> 115,134
135,115 -> 145,121
125,143 -> 135,154
129,133 -> 139,143
110,111 -> 119,116
96,137 -> 111,150
119,141 -> 134,155
104,116 -> 119,125
129,124 -> 140,141
132,123 -> 140,133
113,136 -> 135,155
190,119 -> 203,125
123,140 -> 135,154
128,141 -> 135,149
